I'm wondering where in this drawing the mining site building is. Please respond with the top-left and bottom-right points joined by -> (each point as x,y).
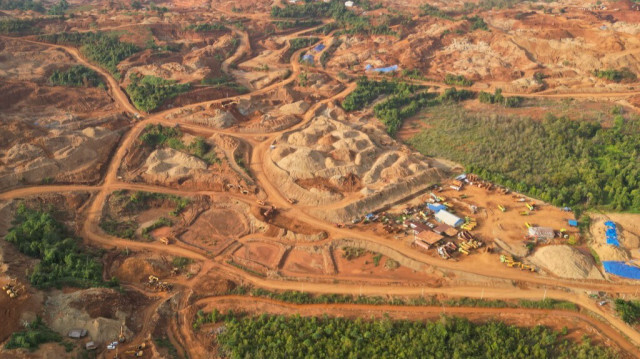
528,226 -> 555,240
434,210 -> 463,227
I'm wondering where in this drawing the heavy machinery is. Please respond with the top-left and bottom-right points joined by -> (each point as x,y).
526,203 -> 535,211
461,217 -> 477,231
125,350 -> 143,357
519,211 -> 529,216
524,222 -> 532,228
500,255 -> 536,272
3,278 -> 24,299
498,205 -> 506,212
118,324 -> 126,343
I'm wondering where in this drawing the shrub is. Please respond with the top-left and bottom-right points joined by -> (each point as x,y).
49,65 -> 103,87
5,317 -> 61,351
126,74 -> 190,112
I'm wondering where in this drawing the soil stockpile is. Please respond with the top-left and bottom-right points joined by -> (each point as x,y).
530,245 -> 603,280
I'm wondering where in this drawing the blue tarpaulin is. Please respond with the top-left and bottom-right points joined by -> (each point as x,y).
313,44 -> 325,52
427,204 -> 446,213
605,222 -> 620,246
301,54 -> 314,63
365,64 -> 399,73
603,261 -> 640,280
568,220 -> 578,227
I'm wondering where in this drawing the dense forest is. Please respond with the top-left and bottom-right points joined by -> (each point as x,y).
38,32 -> 138,77
342,79 -> 473,135
215,312 -> 616,358
271,0 -> 395,36
126,74 -> 190,112
186,22 -> 228,32
0,0 -> 44,12
410,107 -> 640,211
4,205 -> 112,288
478,89 -> 524,108
49,65 -> 103,87
283,37 -> 319,62
0,19 -> 37,34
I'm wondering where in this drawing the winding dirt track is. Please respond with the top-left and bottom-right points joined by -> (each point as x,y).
2,14 -> 640,357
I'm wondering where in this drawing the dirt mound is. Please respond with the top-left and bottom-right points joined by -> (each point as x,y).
0,126 -> 120,190
112,255 -> 173,284
266,104 -> 442,217
530,245 -> 603,280
591,243 -> 630,262
144,147 -> 208,177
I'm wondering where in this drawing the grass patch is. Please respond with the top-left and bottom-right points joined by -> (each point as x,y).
154,337 -> 179,359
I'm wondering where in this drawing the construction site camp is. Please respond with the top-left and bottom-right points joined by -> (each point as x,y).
1,0 -> 640,357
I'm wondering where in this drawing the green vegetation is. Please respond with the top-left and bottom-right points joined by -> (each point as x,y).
186,22 -> 228,32
614,299 -> 640,324
5,317 -> 61,351
319,39 -> 342,68
478,89 -> 524,108
342,246 -> 366,260
342,79 -> 475,136
126,74 -> 190,112
283,37 -> 319,62
141,217 -> 172,239
271,0 -> 395,37
38,32 -> 138,77
172,257 -> 193,269
5,205 -> 112,289
0,0 -> 44,12
467,15 -> 489,31
47,0 -> 68,15
226,259 -> 266,278
99,218 -> 137,239
273,19 -> 321,30
593,68 -> 637,83
463,0 -> 535,11
341,78 -> 417,111
139,124 -> 219,164
372,253 -> 382,266
201,74 -> 248,93
100,191 -> 190,240
420,4 -> 452,19
410,107 -> 640,210
49,65 -> 103,87
154,337 -> 179,359
384,258 -> 400,269
0,19 -> 38,35
223,286 -> 578,311
444,73 -> 473,87
214,310 -> 614,358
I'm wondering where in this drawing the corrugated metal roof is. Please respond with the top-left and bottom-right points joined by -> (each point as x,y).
435,210 -> 463,227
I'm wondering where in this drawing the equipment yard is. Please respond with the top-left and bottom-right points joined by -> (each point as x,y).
1,0 -> 640,357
